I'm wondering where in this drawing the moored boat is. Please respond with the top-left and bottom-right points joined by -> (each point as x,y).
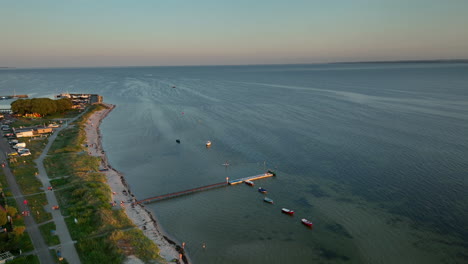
258,187 -> 267,194
281,208 -> 295,215
244,180 -> 254,186
264,197 -> 274,204
301,218 -> 313,227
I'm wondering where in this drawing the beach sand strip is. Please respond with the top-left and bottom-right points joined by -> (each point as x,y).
84,104 -> 188,264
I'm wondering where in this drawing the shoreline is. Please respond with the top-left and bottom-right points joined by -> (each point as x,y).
84,104 -> 189,264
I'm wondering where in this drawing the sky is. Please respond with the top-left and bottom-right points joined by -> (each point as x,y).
1,0 -> 468,67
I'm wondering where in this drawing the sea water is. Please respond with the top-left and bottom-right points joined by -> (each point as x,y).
1,63 -> 467,263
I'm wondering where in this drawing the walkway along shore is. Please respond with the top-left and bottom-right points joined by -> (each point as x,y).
84,104 -> 189,264
34,113 -> 84,264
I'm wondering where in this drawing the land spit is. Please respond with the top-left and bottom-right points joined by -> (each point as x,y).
84,104 -> 188,264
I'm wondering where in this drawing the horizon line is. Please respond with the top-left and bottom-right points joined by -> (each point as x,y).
1,58 -> 468,70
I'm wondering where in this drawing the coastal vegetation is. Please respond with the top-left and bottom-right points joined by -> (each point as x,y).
7,255 -> 40,264
1,107 -> 82,262
43,104 -> 164,263
0,167 -> 34,257
38,222 -> 60,246
11,98 -> 73,117
7,138 -> 52,224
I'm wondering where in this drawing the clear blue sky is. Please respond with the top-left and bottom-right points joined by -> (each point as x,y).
1,0 -> 467,67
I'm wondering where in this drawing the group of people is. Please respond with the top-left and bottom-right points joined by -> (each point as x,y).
110,200 -> 126,208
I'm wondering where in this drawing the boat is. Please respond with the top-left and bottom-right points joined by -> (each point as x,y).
206,141 -> 212,147
281,208 -> 295,215
263,197 -> 274,204
176,139 -> 181,144
222,161 -> 230,166
258,187 -> 267,194
244,180 -> 254,186
301,218 -> 313,227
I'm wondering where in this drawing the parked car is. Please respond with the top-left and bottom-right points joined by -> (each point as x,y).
18,148 -> 30,154
13,143 -> 26,149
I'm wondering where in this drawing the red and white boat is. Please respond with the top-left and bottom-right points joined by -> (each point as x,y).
281,208 -> 295,215
301,218 -> 313,227
244,180 -> 254,186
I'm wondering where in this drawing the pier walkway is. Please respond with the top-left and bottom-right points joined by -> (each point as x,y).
137,172 -> 275,204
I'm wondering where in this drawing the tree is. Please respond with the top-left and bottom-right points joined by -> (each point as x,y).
6,206 -> 17,218
11,97 -> 73,116
13,226 -> 26,236
56,98 -> 73,112
0,209 -> 7,226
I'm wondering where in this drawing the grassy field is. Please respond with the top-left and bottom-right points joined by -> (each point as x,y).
9,109 -> 82,129
7,255 -> 40,264
38,221 -> 60,246
0,168 -> 35,257
7,159 -> 51,224
44,104 -> 164,264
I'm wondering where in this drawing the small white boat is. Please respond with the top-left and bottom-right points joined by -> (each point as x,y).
206,141 -> 212,147
301,218 -> 313,227
281,208 -> 295,215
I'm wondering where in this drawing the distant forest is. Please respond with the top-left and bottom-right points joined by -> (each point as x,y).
11,98 -> 73,116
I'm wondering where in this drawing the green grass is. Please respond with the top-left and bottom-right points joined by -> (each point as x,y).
109,229 -> 162,262
76,235 -> 124,264
8,162 -> 41,195
9,109 -> 82,129
43,103 -> 163,263
24,193 -> 52,224
48,126 -> 83,154
0,169 -> 34,254
7,254 -> 40,264
39,222 -> 60,246
44,152 -> 100,178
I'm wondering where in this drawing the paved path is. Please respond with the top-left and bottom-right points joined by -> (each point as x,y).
0,135 -> 55,264
34,116 -> 83,264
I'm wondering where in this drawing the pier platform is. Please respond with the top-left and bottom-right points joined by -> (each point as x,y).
227,172 -> 275,185
136,171 -> 276,204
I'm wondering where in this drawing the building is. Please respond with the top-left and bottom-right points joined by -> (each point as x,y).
36,127 -> 53,134
56,93 -> 103,109
14,128 -> 34,138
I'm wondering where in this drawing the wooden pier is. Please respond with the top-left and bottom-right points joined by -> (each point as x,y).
227,172 -> 274,185
136,171 -> 276,204
136,182 -> 227,204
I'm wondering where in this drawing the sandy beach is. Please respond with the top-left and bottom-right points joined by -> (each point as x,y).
84,104 -> 186,264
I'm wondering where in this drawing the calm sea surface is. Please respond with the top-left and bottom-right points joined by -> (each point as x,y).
1,63 -> 467,263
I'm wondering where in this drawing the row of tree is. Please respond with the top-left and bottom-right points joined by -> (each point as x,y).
11,98 -> 73,116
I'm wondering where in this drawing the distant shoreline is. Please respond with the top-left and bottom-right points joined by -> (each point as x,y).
2,59 -> 468,70
330,59 -> 468,64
